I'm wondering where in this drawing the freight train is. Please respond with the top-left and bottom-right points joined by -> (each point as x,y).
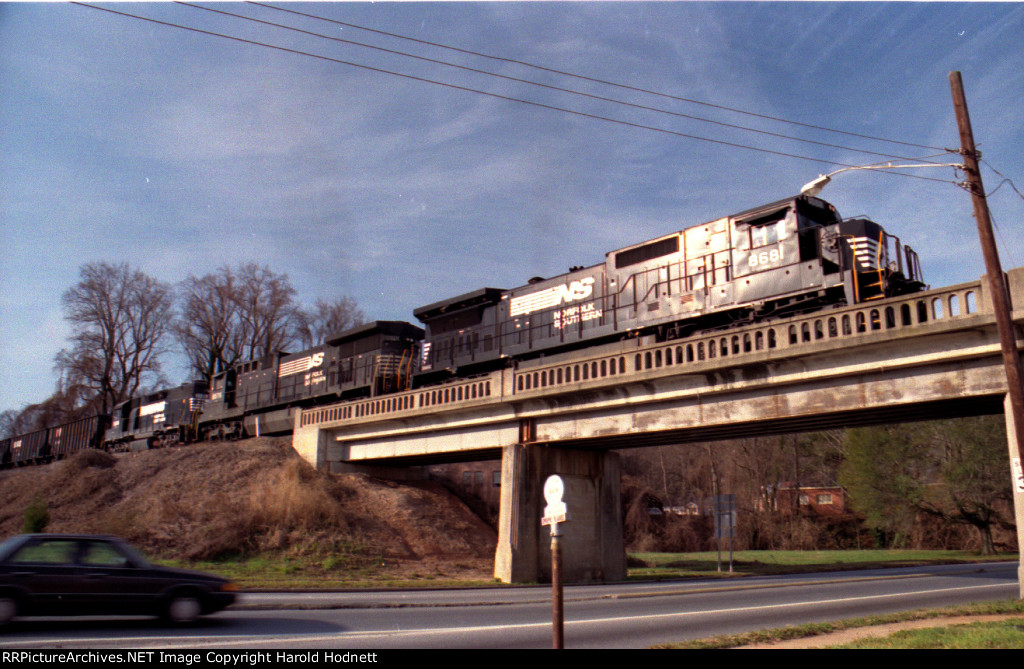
0,194 -> 925,468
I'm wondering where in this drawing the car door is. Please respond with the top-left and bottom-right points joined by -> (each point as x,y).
73,538 -> 163,615
2,537 -> 82,614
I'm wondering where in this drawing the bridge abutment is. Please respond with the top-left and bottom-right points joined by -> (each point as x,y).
494,443 -> 625,584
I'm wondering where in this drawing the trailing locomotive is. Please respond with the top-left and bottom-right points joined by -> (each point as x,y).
1,194 -> 925,467
414,194 -> 924,380
104,381 -> 209,452
198,320 -> 423,440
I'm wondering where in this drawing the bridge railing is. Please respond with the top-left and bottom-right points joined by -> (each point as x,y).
300,279 -> 987,429
512,279 -> 986,394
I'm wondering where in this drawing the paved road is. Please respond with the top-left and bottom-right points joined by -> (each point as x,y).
1,562 -> 1017,649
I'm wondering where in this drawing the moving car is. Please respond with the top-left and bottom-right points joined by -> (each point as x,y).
0,534 -> 237,624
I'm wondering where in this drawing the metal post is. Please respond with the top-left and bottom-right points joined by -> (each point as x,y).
551,525 -> 564,649
950,71 -> 1024,596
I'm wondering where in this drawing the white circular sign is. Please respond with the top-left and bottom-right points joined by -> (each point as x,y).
544,475 -> 565,505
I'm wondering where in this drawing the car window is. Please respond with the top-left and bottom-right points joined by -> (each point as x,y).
79,541 -> 131,567
7,539 -> 78,565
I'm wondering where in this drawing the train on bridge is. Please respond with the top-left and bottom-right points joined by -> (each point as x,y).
1,194 -> 926,467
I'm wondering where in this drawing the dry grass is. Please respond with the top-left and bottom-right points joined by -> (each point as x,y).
0,438 -> 497,567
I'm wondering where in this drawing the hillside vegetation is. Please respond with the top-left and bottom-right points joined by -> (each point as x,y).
0,438 -> 497,578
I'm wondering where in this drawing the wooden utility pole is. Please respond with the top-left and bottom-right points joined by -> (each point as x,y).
950,71 -> 1024,596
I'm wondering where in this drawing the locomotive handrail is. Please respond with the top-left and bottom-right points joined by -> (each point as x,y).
299,278 -> 990,431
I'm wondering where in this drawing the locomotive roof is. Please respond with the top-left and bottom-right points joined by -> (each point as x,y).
732,194 -> 836,222
325,320 -> 424,346
413,287 -> 506,322
603,195 -> 830,259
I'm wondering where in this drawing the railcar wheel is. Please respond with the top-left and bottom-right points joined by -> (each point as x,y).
164,594 -> 202,624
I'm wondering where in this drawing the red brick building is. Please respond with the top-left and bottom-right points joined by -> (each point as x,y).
772,483 -> 846,515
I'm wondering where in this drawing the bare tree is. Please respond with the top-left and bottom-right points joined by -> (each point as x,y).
175,267 -> 247,384
0,383 -> 93,437
233,263 -> 298,359
54,262 -> 173,414
176,265 -> 359,382
293,296 -> 365,349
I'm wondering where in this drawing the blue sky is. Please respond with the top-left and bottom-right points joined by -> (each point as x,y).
2,1 -> 1023,412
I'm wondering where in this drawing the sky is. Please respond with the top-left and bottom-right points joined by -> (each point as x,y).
1,1 -> 1023,412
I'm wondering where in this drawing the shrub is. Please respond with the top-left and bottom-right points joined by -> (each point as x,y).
23,495 -> 49,533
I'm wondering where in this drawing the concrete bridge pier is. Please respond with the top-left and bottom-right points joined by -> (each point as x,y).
494,440 -> 626,584
1005,395 -> 1024,598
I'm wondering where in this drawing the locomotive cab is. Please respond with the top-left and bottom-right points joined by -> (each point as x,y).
835,218 -> 926,301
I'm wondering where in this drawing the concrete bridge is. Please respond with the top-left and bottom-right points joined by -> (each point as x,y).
293,268 -> 1024,583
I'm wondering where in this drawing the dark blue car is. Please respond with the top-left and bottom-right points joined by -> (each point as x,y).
0,534 -> 236,624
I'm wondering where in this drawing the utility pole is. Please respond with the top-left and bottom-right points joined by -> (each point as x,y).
949,71 -> 1024,596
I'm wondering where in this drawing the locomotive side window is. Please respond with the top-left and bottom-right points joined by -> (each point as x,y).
750,219 -> 785,248
744,208 -> 788,248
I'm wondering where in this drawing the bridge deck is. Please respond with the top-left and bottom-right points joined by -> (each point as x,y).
293,272 -> 1022,467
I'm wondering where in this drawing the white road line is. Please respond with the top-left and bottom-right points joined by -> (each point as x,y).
4,581 -> 1013,648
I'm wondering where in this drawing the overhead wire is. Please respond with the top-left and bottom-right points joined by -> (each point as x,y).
179,1 -> 952,167
978,159 -> 1024,269
72,2 -> 961,186
251,0 -> 951,154
981,160 -> 1024,204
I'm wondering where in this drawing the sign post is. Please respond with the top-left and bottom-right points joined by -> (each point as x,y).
541,475 -> 568,649
713,494 -> 736,573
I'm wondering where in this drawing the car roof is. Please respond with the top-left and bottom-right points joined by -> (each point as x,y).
0,534 -> 134,560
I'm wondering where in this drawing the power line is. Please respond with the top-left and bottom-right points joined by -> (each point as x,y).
71,2 -> 959,186
179,1 -> 949,166
251,1 -> 950,154
982,160 -> 1024,204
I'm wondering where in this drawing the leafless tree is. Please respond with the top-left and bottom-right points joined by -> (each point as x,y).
0,410 -> 19,439
293,296 -> 365,349
54,262 -> 173,414
232,263 -> 299,359
0,383 -> 93,437
175,267 -> 246,383
174,263 -> 300,380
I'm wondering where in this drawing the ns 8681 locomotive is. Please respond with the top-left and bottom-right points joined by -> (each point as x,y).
415,194 -> 925,380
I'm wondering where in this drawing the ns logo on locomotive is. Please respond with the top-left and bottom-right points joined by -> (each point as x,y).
1,194 -> 924,467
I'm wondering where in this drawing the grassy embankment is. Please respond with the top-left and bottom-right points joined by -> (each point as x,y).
160,548 -> 1017,589
627,549 -> 1018,579
834,613 -> 1024,649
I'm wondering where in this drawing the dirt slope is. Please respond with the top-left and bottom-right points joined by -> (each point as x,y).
0,438 -> 497,571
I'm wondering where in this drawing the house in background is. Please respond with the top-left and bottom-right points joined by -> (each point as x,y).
771,483 -> 846,515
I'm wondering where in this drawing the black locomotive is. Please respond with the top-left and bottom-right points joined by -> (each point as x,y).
197,320 -> 423,441
1,194 -> 924,467
415,194 -> 924,381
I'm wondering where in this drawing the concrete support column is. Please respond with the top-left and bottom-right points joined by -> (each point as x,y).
494,442 -> 625,584
1004,395 -> 1024,598
292,420 -> 330,470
